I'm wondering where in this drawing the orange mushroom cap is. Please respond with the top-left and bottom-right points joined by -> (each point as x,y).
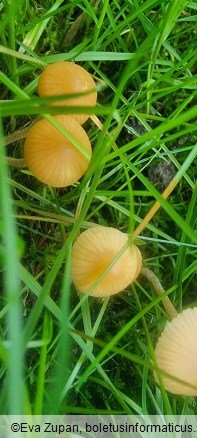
154,307 -> 197,396
71,226 -> 142,297
24,115 -> 92,187
38,61 -> 97,125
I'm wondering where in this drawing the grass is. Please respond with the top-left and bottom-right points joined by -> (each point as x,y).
0,0 -> 197,415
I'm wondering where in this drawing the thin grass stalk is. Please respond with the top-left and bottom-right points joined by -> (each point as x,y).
34,311 -> 51,414
46,243 -> 72,414
0,119 -> 24,413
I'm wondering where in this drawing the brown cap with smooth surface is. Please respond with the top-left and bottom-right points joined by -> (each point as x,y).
154,307 -> 197,395
71,226 -> 142,297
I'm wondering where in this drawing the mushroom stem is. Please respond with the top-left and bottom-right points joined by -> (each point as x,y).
4,127 -> 30,146
5,128 -> 28,167
4,120 -> 40,168
140,266 -> 178,320
7,157 -> 26,167
90,114 -> 104,131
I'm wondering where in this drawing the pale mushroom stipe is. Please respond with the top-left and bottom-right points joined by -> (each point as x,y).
38,61 -> 97,125
24,115 -> 92,187
154,307 -> 197,396
71,226 -> 142,297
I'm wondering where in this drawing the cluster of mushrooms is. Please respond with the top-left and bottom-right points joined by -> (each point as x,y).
18,62 -> 197,397
73,225 -> 197,397
24,61 -> 97,187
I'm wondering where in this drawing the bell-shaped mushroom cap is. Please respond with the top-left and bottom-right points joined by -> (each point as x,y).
71,226 -> 142,297
38,61 -> 97,125
24,115 -> 92,187
154,307 -> 197,395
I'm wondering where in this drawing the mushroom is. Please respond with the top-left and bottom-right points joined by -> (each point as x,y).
154,307 -> 197,395
71,226 -> 142,297
24,115 -> 92,187
38,61 -> 97,125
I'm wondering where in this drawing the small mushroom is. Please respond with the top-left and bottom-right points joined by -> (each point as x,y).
71,226 -> 142,297
24,115 -> 92,187
154,307 -> 197,395
38,61 -> 97,125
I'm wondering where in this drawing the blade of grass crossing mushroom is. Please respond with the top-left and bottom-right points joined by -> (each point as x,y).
1,71 -> 92,164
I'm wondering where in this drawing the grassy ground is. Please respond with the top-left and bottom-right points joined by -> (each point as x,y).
0,0 -> 197,415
